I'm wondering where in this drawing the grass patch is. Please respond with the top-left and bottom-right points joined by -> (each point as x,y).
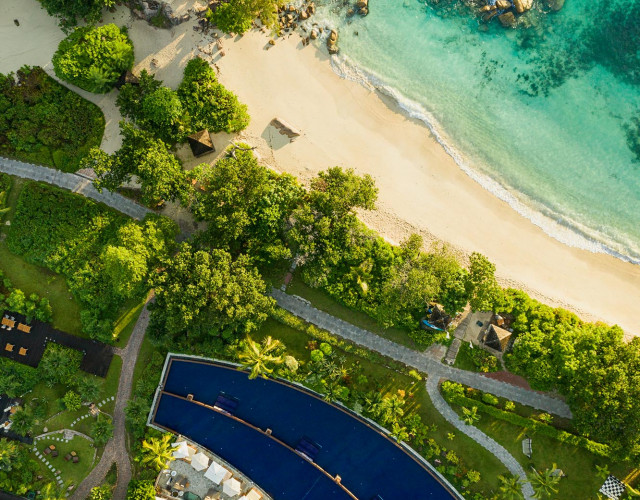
113,298 -> 146,348
453,342 -> 499,373
456,406 -> 639,499
33,435 -> 97,487
287,275 -> 419,350
0,243 -> 83,336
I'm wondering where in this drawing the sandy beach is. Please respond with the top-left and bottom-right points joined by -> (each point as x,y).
2,0 -> 640,337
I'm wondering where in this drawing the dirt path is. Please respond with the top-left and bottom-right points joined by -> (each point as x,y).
70,293 -> 153,500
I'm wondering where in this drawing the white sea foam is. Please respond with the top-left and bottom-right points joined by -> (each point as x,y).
329,53 -> 640,265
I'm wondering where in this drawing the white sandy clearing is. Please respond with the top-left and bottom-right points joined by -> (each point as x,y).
2,0 -> 639,337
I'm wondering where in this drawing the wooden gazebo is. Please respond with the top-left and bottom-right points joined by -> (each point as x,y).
187,129 -> 215,157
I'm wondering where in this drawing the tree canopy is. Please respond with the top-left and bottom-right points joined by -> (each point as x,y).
150,243 -> 275,342
52,24 -> 134,93
85,123 -> 189,206
208,0 -> 283,34
189,145 -> 302,263
39,0 -> 115,32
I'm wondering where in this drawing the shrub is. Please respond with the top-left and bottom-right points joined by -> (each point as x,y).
88,484 -> 112,500
442,389 -> 611,458
0,67 -> 104,172
481,393 -> 499,406
63,391 -> 83,411
39,344 -> 82,388
0,358 -> 38,397
40,0 -> 115,32
504,400 -> 516,412
126,480 -> 156,500
53,24 -> 134,93
178,57 -> 250,133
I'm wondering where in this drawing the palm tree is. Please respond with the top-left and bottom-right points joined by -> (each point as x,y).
462,406 -> 480,425
140,433 -> 173,471
379,394 -> 405,425
0,438 -> 18,471
529,464 -> 561,499
498,474 -> 525,500
238,336 -> 285,379
596,464 -> 610,480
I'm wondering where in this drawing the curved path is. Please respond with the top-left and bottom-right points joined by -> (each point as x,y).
426,376 -> 535,500
70,294 -> 153,500
272,289 -> 572,418
0,157 -> 151,220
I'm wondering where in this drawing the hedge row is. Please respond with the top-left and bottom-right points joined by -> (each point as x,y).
270,307 -> 415,375
443,389 -> 611,458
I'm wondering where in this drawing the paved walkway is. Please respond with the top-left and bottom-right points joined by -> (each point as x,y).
70,293 -> 154,500
426,376 -> 535,500
271,290 -> 572,418
0,157 -> 151,220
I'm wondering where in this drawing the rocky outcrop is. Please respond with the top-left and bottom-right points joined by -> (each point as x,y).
327,29 -> 339,54
545,0 -> 565,10
131,0 -> 190,26
277,3 -> 316,33
512,0 -> 533,14
498,11 -> 517,26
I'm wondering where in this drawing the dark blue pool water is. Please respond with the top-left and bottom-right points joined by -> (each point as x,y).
153,357 -> 458,499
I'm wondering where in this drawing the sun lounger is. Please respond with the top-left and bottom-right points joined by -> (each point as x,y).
18,347 -> 27,356
4,344 -> 13,352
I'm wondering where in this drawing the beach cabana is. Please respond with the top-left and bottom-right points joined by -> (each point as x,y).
188,130 -> 215,157
204,461 -> 232,485
270,118 -> 301,142
172,440 -> 190,459
223,477 -> 242,497
239,488 -> 262,500
191,451 -> 210,471
115,70 -> 139,90
484,324 -> 512,352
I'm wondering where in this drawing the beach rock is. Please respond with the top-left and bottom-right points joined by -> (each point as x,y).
513,0 -> 533,13
310,29 -> 318,39
308,2 -> 316,14
327,30 -> 339,54
356,0 -> 369,8
269,39 -> 276,45
289,4 -> 296,11
13,19 -> 19,26
329,30 -> 338,42
495,0 -> 512,9
300,10 -> 309,20
545,0 -> 564,10
359,6 -> 369,15
478,23 -> 489,31
498,11 -> 517,26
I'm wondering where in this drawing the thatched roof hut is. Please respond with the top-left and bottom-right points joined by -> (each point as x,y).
484,324 -> 512,352
115,70 -> 139,90
270,118 -> 301,141
188,130 -> 215,157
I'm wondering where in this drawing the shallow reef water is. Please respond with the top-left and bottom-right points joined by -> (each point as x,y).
313,0 -> 640,262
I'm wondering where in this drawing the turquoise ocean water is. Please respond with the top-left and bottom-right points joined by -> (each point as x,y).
309,0 -> 640,263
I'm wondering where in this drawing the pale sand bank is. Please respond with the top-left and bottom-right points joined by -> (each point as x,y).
1,0 -> 639,336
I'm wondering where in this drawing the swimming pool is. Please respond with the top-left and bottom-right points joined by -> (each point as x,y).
151,355 -> 461,499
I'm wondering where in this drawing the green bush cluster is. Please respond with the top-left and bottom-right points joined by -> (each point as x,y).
53,24 -> 134,93
0,173 -> 10,223
40,0 -> 115,32
0,67 -> 104,171
116,58 -> 249,145
498,288 -> 640,459
0,358 -> 38,398
0,269 -> 53,322
207,0 -> 283,34
441,381 -> 611,458
7,182 -> 178,342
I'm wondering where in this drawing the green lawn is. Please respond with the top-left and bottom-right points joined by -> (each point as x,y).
35,355 -> 122,436
33,435 -> 97,488
286,275 -> 419,349
113,298 -> 146,348
449,402 -> 639,499
254,316 -> 508,496
0,243 -> 83,336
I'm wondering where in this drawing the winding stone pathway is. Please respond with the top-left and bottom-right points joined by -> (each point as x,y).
0,157 -> 151,220
272,289 -> 572,418
70,293 -> 154,500
427,376 -> 536,500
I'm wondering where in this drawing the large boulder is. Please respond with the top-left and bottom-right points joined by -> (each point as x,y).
356,0 -> 369,7
496,0 -> 512,9
498,11 -> 517,26
513,0 -> 533,13
546,0 -> 565,10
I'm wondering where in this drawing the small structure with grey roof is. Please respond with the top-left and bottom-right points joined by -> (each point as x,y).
188,130 -> 216,157
483,324 -> 513,352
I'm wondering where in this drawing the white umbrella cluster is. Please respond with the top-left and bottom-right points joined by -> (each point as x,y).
190,451 -> 210,471
171,441 -> 190,459
204,461 -> 232,485
223,477 -> 242,497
